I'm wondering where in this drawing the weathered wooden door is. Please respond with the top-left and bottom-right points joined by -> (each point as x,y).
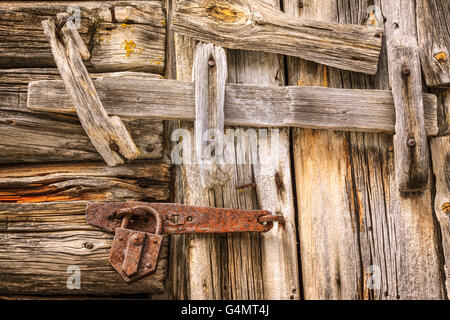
0,0 -> 448,300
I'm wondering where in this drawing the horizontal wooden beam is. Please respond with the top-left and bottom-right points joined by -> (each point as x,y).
28,74 -> 439,136
0,201 -> 168,295
0,1 -> 165,73
0,161 -> 171,203
171,0 -> 383,74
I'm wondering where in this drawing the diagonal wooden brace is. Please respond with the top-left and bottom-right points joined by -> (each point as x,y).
42,14 -> 140,167
193,42 -> 233,188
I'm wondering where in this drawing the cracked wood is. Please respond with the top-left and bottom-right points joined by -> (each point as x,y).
171,0 -> 382,74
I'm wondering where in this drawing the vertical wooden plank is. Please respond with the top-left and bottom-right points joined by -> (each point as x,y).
287,0 -> 444,299
383,0 -> 429,192
171,0 -> 299,299
430,136 -> 450,297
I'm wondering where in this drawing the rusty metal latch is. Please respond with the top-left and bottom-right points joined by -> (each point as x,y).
86,202 -> 285,283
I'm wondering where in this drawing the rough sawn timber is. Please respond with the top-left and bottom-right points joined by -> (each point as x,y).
0,1 -> 166,73
0,160 -> 171,295
383,0 -> 429,192
171,0 -> 382,74
430,136 -> 450,297
416,0 -> 450,87
170,0 -> 299,300
28,75 -> 439,135
286,0 -> 444,299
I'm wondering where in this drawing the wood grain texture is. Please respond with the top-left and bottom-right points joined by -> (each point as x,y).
171,0 -> 299,300
0,202 -> 168,295
0,1 -> 165,73
28,75 -> 438,135
0,161 -> 171,203
171,0 -> 382,74
416,0 -> 450,87
287,0 -> 444,300
430,136 -> 450,297
193,43 -> 232,188
43,17 -> 140,166
383,0 -> 429,192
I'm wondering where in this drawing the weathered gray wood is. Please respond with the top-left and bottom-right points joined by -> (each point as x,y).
0,161 -> 171,203
383,0 -> 429,192
416,0 -> 450,87
0,1 -> 165,73
172,0 -> 299,300
43,18 -> 140,166
28,75 -> 439,135
193,43 -> 232,188
288,0 -> 444,300
171,0 -> 382,74
0,202 -> 168,295
430,136 -> 450,297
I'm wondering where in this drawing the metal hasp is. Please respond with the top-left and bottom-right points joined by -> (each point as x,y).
86,202 -> 285,283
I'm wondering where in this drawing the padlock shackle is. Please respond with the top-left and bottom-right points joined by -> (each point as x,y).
116,206 -> 163,235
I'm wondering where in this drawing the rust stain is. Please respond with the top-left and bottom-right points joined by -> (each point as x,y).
434,52 -> 447,63
205,3 -> 245,23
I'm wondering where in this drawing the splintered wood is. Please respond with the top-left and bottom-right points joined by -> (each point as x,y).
42,16 -> 140,166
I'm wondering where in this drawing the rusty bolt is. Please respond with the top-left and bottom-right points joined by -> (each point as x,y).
84,242 -> 94,250
146,145 -> 154,153
401,66 -> 411,77
109,5 -> 117,23
153,239 -> 158,244
132,234 -> 143,246
407,138 -> 416,148
118,235 -> 124,241
146,263 -> 152,269
110,142 -> 120,152
208,59 -> 215,67
299,1 -> 304,8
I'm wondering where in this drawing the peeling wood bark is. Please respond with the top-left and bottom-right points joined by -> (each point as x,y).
28,75 -> 438,135
43,17 -> 140,166
383,0 -> 429,192
430,136 -> 450,297
0,161 -> 171,204
0,202 -> 168,295
0,1 -> 165,73
193,43 -> 232,188
416,0 -> 450,87
171,0 -> 382,74
287,0 -> 444,300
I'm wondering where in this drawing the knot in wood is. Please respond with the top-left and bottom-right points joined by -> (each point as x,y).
401,66 -> 411,77
110,142 -> 120,152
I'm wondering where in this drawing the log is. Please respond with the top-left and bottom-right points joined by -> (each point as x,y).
0,202 -> 168,295
171,0 -> 382,74
28,75 -> 439,135
43,17 -> 140,166
287,0 -> 444,300
384,0 -> 429,192
0,1 -> 165,73
0,161 -> 171,203
193,43 -> 232,188
416,0 -> 450,87
430,136 -> 450,297
171,0 -> 299,300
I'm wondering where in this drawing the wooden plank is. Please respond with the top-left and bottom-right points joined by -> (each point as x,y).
416,0 -> 450,87
172,0 -> 299,301
43,17 -> 140,166
0,161 -> 171,203
0,202 -> 168,295
171,0 -> 382,74
193,42 -> 232,188
28,76 -> 439,135
287,0 -> 444,300
430,136 -> 450,297
383,0 -> 429,192
0,1 -> 165,73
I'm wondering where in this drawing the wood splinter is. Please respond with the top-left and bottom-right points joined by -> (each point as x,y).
42,14 -> 140,167
193,42 -> 233,189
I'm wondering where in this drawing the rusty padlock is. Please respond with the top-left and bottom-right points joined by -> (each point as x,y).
108,205 -> 163,283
